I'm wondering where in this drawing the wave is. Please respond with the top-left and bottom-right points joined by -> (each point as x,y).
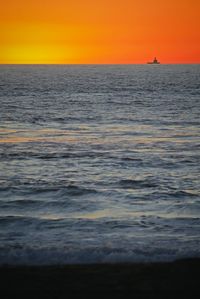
154,190 -> 199,200
0,213 -> 200,265
0,244 -> 199,266
0,199 -> 43,208
118,179 -> 157,189
0,215 -> 73,230
0,215 -> 42,226
169,190 -> 199,198
0,184 -> 98,197
0,150 -> 110,161
55,185 -> 98,197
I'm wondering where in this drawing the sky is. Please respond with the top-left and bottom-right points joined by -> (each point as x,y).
0,0 -> 200,64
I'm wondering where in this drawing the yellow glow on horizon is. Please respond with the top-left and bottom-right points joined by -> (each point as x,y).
0,23 -> 89,63
1,44 -> 65,64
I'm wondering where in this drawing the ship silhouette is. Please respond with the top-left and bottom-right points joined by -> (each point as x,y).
147,57 -> 160,64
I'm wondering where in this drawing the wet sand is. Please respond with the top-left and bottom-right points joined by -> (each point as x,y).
1,258 -> 200,298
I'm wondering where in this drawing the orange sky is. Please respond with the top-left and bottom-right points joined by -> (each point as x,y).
0,0 -> 200,64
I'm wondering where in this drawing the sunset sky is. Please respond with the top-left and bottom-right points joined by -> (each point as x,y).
0,0 -> 200,64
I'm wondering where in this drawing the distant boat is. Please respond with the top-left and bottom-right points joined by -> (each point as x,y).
147,57 -> 160,64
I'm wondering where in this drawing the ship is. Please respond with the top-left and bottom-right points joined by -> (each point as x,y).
147,57 -> 160,64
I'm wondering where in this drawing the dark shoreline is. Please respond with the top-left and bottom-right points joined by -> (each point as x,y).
1,258 -> 200,298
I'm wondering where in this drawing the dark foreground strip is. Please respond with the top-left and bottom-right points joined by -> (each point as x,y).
1,258 -> 200,298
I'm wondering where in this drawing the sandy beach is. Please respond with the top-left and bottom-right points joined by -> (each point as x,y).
1,258 -> 200,298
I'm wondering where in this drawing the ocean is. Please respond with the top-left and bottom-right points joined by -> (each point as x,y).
0,64 -> 200,265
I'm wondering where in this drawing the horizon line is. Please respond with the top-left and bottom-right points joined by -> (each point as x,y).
0,63 -> 200,66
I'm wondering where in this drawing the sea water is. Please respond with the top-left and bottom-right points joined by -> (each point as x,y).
0,64 -> 200,265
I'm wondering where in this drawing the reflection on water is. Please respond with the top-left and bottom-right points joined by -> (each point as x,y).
0,65 -> 200,264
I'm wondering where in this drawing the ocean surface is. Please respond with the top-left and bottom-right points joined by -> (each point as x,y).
0,64 -> 200,265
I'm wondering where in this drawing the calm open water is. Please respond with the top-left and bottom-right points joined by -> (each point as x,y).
0,65 -> 200,264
